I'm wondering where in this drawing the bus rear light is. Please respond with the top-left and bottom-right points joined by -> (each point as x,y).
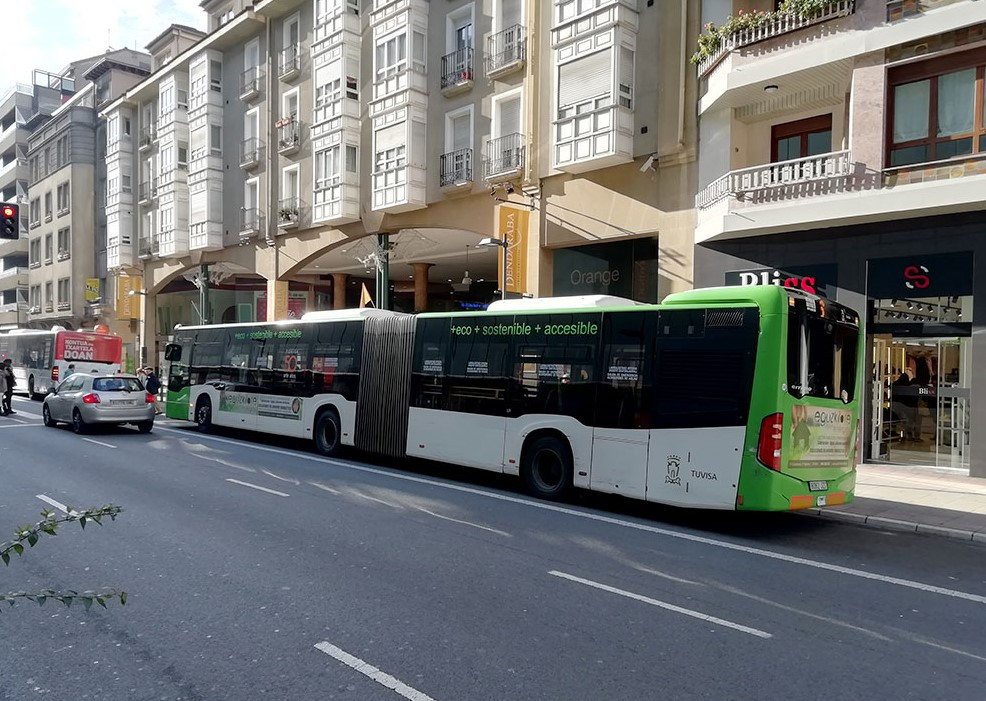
757,413 -> 784,471
82,393 -> 100,404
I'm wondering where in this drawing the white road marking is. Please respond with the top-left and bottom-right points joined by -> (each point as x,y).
0,423 -> 42,429
262,469 -> 300,485
349,489 -> 403,509
36,494 -> 79,516
157,427 -> 986,606
81,438 -> 117,449
414,506 -> 511,537
308,481 -> 342,495
314,641 -> 438,701
225,478 -> 290,497
190,452 -> 256,473
897,631 -> 986,663
550,570 -> 772,639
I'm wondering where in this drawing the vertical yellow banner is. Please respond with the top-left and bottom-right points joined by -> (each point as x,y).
116,275 -> 143,320
497,204 -> 530,295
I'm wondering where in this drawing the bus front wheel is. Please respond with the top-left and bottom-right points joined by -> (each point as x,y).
521,435 -> 573,501
195,398 -> 212,432
314,408 -> 342,456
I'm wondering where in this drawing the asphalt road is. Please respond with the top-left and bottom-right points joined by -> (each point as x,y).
1,394 -> 985,701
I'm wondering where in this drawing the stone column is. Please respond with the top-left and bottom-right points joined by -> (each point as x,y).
412,262 -> 433,312
139,291 -> 157,371
332,273 -> 348,309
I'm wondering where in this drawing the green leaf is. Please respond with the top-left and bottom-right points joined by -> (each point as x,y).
27,533 -> 38,547
79,517 -> 86,530
36,595 -> 47,607
1,552 -> 9,566
119,592 -> 128,606
96,597 -> 107,609
12,543 -> 23,556
81,597 -> 93,612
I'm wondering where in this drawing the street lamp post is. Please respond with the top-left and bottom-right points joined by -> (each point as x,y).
477,237 -> 509,301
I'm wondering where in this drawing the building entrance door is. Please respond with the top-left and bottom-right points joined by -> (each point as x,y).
870,335 -> 971,470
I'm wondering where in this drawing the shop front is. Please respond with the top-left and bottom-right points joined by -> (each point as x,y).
552,238 -> 660,303
695,212 -> 986,477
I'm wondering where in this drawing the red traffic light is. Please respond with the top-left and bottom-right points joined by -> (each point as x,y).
1,206 -> 13,218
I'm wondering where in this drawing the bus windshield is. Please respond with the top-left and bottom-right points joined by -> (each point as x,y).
787,296 -> 859,402
56,332 -> 122,365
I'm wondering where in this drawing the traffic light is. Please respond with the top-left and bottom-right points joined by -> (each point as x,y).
0,203 -> 18,239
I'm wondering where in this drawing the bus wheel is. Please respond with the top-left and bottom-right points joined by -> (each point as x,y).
314,408 -> 342,456
195,398 -> 212,432
71,409 -> 87,435
521,435 -> 573,501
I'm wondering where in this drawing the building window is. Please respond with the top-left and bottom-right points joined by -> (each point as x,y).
30,157 -> 39,183
210,60 -> 223,92
771,114 -> 833,162
557,49 -> 612,121
375,33 -> 407,80
29,240 -> 40,267
210,125 -> 222,156
29,198 -> 39,227
888,50 -> 986,167
57,278 -> 70,309
30,285 -> 40,309
315,146 -> 340,190
618,46 -> 634,109
345,144 -> 358,173
57,227 -> 70,260
316,76 -> 341,110
44,234 -> 53,264
57,136 -> 69,165
44,192 -> 53,221
56,182 -> 70,214
44,282 -> 53,308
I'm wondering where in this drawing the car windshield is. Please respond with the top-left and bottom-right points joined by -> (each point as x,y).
93,377 -> 143,393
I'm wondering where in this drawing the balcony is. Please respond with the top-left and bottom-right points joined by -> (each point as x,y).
440,148 -> 473,190
138,236 -> 159,259
696,150 -> 856,210
279,45 -> 301,82
277,119 -> 302,155
486,25 -> 526,80
240,138 -> 265,170
695,1 -> 855,78
57,249 -> 70,262
0,266 -> 27,291
240,67 -> 264,102
139,125 -> 156,152
56,301 -> 70,312
441,48 -> 475,97
138,179 -> 158,205
276,198 -> 300,229
239,207 -> 265,242
484,133 -> 525,183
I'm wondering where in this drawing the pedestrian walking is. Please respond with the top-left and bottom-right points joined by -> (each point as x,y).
0,361 -> 7,416
144,367 -> 162,414
2,358 -> 15,416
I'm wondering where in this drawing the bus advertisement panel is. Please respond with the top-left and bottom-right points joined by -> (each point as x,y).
0,330 -> 123,397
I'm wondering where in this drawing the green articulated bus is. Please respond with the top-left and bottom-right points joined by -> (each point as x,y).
163,285 -> 862,511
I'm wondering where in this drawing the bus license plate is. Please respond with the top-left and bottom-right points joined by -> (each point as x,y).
808,481 -> 828,492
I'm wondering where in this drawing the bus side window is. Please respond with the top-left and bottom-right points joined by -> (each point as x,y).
652,308 -> 759,429
445,315 -> 511,417
509,313 -> 601,424
595,312 -> 653,430
191,328 -> 226,385
410,318 -> 448,410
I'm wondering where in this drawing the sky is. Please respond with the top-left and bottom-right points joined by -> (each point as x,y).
1,0 -> 205,87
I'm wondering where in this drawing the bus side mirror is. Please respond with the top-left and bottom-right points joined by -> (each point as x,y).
164,343 -> 182,362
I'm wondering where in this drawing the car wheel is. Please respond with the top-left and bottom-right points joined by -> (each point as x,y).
71,409 -> 87,435
195,398 -> 212,432
42,404 -> 56,427
137,420 -> 153,434
314,408 -> 342,456
521,435 -> 574,501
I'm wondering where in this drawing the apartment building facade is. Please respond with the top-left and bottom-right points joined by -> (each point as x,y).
102,0 -> 698,367
24,53 -> 151,337
0,73 -> 76,328
692,0 -> 986,476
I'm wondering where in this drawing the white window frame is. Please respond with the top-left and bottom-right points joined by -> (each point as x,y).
283,12 -> 301,51
282,87 -> 300,120
446,4 -> 475,53
244,176 -> 260,211
282,164 -> 300,204
375,30 -> 407,80
210,124 -> 223,157
491,86 -> 524,139
314,145 -> 341,191
445,104 -> 474,153
244,38 -> 261,71
245,108 -> 260,140
494,0 -> 524,34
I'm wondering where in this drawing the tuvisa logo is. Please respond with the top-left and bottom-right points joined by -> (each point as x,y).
904,265 -> 930,290
737,270 -> 818,295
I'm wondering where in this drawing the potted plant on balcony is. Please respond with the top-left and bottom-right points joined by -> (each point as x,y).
278,206 -> 299,224
690,0 -> 847,65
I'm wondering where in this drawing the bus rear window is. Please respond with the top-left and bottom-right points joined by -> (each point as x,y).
787,299 -> 859,402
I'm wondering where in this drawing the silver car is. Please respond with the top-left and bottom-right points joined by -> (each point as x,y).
43,374 -> 155,434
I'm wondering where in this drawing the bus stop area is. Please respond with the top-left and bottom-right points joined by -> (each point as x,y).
805,464 -> 986,545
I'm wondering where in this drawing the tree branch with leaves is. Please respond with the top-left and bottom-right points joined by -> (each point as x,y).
1,505 -> 128,612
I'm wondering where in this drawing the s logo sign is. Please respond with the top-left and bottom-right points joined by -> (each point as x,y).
904,265 -> 930,290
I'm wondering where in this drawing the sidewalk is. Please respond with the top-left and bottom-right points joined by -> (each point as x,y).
806,464 -> 986,544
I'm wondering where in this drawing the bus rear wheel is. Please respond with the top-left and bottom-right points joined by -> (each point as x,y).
314,408 -> 342,456
522,435 -> 573,501
195,398 -> 212,432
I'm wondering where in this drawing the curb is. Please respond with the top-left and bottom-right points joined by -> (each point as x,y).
799,507 -> 986,545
